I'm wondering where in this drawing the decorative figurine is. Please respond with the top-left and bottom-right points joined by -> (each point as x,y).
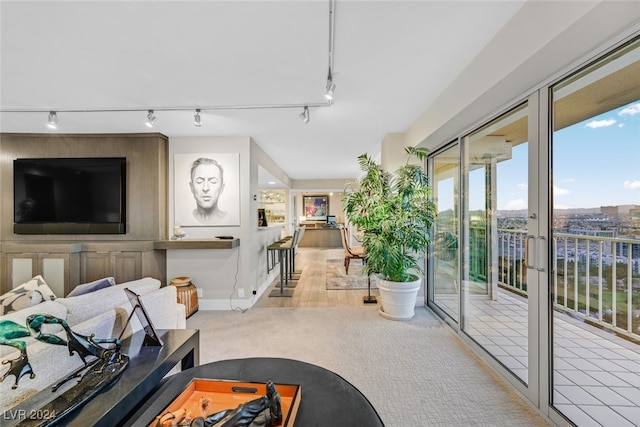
1,314 -> 130,425
156,380 -> 283,427
0,320 -> 35,389
172,225 -> 187,240
0,314 -> 128,390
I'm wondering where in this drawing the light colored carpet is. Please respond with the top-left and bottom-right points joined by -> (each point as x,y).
325,256 -> 376,290
187,306 -> 549,426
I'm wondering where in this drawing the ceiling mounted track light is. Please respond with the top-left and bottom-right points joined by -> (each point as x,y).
324,0 -> 336,103
324,77 -> 336,102
47,111 -> 58,129
4,1 -> 337,125
146,110 -> 157,128
299,106 -> 310,124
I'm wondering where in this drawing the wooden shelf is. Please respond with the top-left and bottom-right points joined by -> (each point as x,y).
153,238 -> 240,250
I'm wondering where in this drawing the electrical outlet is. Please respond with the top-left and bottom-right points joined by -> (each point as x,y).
196,288 -> 203,298
252,290 -> 257,295
238,288 -> 245,298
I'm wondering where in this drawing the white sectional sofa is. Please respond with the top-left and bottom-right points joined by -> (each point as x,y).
0,277 -> 186,413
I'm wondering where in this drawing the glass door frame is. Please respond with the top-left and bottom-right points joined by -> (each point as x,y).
463,95 -> 541,404
427,140 -> 462,332
426,94 -> 543,408
530,89 -> 548,413
425,28 -> 639,425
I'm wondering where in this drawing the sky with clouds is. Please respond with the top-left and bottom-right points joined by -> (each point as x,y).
493,100 -> 640,211
436,100 -> 639,212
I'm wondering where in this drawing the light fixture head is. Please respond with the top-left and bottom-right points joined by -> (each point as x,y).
146,110 -> 157,128
47,111 -> 58,129
193,109 -> 202,127
324,79 -> 336,101
298,106 -> 310,124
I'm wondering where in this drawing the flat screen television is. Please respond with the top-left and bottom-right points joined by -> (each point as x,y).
13,157 -> 126,234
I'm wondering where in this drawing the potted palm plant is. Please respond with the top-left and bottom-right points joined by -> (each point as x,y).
343,146 -> 437,320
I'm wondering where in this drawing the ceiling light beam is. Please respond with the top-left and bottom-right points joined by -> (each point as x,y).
2,102 -> 330,114
299,106 -> 310,124
146,110 -> 157,128
4,0 -> 338,122
325,0 -> 337,103
47,111 -> 58,129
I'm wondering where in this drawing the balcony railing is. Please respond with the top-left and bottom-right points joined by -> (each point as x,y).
496,229 -> 640,341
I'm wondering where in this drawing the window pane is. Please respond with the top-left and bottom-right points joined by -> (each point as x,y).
550,37 -> 640,425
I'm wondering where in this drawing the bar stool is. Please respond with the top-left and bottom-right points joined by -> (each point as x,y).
288,226 -> 305,280
268,228 -> 301,297
266,231 -> 294,274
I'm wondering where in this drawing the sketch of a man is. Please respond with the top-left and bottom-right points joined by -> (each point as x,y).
189,157 -> 228,224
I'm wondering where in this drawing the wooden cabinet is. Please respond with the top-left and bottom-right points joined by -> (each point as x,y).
2,243 -> 81,296
80,241 -> 161,286
298,228 -> 342,248
81,250 -> 142,284
1,241 -> 164,296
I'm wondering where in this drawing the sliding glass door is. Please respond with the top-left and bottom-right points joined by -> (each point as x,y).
548,37 -> 640,426
460,103 -> 537,398
426,35 -> 639,425
429,143 -> 460,323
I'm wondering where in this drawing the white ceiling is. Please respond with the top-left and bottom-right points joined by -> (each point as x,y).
0,0 -> 525,185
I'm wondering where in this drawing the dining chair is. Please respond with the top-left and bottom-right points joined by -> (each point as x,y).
339,226 -> 365,274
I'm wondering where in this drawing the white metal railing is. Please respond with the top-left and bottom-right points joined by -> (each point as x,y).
497,229 -> 528,293
497,229 -> 639,340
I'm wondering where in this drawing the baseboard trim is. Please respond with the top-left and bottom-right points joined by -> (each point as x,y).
197,268 -> 279,310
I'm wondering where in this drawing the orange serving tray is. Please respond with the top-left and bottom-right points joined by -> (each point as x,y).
148,379 -> 301,426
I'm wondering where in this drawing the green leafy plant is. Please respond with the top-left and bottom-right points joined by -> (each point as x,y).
343,146 -> 437,282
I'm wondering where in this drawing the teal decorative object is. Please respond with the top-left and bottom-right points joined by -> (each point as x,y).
0,319 -> 35,388
1,314 -> 130,425
1,314 -> 126,389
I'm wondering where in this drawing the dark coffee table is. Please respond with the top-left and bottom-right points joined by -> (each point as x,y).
2,328 -> 199,427
126,357 -> 384,426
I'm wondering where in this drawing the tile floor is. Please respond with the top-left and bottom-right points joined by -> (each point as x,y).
434,290 -> 640,427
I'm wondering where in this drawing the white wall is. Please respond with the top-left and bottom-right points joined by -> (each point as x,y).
380,133 -> 409,172
291,178 -> 351,190
250,140 -> 291,297
405,1 -> 640,150
167,136 -> 287,309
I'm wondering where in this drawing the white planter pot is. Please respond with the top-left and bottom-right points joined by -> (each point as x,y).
376,274 -> 421,320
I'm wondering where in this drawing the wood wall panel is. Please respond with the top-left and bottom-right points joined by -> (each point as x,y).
0,133 -> 168,241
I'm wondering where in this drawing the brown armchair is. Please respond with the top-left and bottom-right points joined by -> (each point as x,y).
339,226 -> 365,274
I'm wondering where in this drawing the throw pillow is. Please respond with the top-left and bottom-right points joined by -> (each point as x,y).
0,275 -> 57,315
66,277 -> 116,298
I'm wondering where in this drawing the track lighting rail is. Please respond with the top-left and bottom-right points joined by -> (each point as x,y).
0,102 -> 331,114
0,0 -> 337,127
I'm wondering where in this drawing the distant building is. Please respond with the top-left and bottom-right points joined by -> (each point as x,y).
568,228 -> 616,238
615,240 -> 640,259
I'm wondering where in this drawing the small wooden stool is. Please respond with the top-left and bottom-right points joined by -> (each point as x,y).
170,276 -> 199,318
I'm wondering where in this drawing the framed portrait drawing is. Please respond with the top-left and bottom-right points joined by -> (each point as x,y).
174,153 -> 240,226
303,195 -> 328,221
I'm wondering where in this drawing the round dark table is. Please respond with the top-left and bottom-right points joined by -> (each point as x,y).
127,357 -> 384,426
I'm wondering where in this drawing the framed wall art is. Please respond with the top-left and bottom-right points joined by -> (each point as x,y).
174,153 -> 240,226
303,195 -> 328,221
